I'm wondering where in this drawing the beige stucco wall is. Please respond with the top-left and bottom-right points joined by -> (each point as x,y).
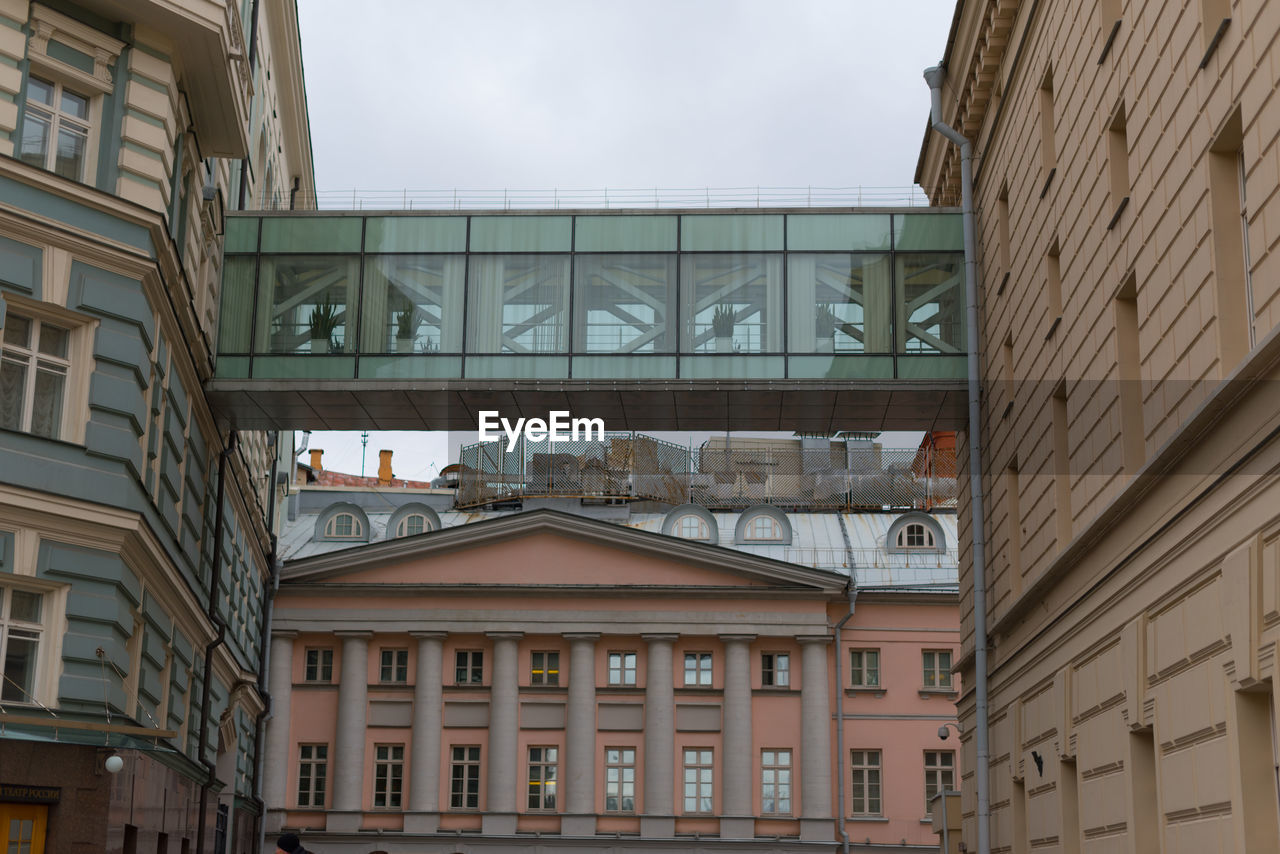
919,0 -> 1280,850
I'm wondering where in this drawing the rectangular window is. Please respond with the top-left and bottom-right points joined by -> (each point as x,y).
1108,104 -> 1130,219
761,652 -> 790,687
850,649 -> 880,688
18,75 -> 91,181
1201,0 -> 1231,56
1002,333 -> 1015,416
1115,275 -> 1144,474
0,585 -> 44,704
1209,108 -> 1253,372
683,652 -> 712,686
850,750 -> 882,816
373,744 -> 404,809
923,650 -> 953,689
1039,69 -> 1057,175
1099,0 -> 1122,61
761,749 -> 793,814
303,648 -> 333,682
455,650 -> 483,685
380,648 -> 408,683
1006,462 -> 1023,594
297,744 -> 327,808
924,750 -> 955,813
1052,382 -> 1071,547
682,748 -> 714,814
608,651 -> 637,686
1046,240 -> 1062,325
1,312 -> 70,440
997,182 -> 1011,280
526,746 -> 558,811
531,651 -> 560,686
450,745 -> 481,809
604,747 -> 636,812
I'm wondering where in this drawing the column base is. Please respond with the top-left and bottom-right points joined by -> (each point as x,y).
326,811 -> 363,833
560,814 -> 597,836
799,817 -> 834,841
481,812 -> 517,835
640,815 -> 675,838
403,812 -> 440,833
719,816 -> 755,839
263,810 -> 287,834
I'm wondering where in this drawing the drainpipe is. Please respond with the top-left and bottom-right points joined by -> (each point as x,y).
196,432 -> 236,854
253,432 -> 283,854
923,65 -> 990,854
832,580 -> 858,854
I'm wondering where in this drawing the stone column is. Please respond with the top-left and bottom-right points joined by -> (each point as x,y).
329,630 -> 371,832
483,632 -> 522,835
720,634 -> 756,838
563,633 -> 600,836
406,631 -> 446,833
262,631 -> 295,832
798,634 -> 833,841
641,633 -> 677,838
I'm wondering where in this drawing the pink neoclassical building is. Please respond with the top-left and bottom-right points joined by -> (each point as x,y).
261,447 -> 961,853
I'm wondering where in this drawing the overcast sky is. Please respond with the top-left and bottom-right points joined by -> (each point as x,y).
292,1 -> 957,479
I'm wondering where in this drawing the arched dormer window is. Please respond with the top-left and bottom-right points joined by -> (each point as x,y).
733,505 -> 793,544
387,504 -> 442,540
314,503 -> 372,543
324,512 -> 362,539
661,505 -> 718,542
897,522 -> 935,549
884,513 -> 947,554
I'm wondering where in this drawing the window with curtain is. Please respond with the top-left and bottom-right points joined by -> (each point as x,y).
257,256 -> 360,354
786,254 -> 892,352
573,254 -> 676,352
896,253 -> 965,354
680,254 -> 783,353
466,255 -> 570,353
360,255 -> 465,353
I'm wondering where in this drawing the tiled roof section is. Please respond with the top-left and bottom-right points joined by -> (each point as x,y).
313,470 -> 434,489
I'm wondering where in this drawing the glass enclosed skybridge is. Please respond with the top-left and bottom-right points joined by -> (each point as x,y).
208,208 -> 968,431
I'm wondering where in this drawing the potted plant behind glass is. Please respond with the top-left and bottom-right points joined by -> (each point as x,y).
308,295 -> 340,354
394,307 -> 416,353
712,304 -> 735,353
815,303 -> 837,352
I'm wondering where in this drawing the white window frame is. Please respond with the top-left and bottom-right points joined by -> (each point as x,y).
455,649 -> 483,685
897,522 -> 936,550
379,647 -> 408,683
297,743 -> 328,808
304,647 -> 333,682
761,749 -> 792,815
604,747 -> 637,813
530,650 -> 560,686
850,648 -> 880,688
682,747 -> 714,814
323,512 -> 363,540
744,514 -> 782,541
674,514 -> 709,540
850,749 -> 882,816
923,649 -> 953,689
450,745 -> 482,810
19,75 -> 93,181
372,743 -> 404,809
395,513 -> 430,537
526,745 -> 559,811
761,652 -> 790,687
608,650 -> 637,686
683,651 -> 712,686
924,750 -> 955,813
0,298 -> 93,445
0,580 -> 53,707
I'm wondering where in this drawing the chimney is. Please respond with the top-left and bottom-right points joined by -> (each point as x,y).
310,449 -> 323,471
378,449 -> 393,486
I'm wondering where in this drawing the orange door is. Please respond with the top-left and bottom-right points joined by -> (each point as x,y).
0,804 -> 48,854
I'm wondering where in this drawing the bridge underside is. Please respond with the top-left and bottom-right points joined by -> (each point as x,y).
207,379 -> 967,431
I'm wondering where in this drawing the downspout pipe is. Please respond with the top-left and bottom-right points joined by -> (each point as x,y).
923,65 -> 990,854
832,580 -> 858,854
196,432 -> 236,854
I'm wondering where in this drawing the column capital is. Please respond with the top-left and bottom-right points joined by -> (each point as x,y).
334,630 -> 374,639
410,631 -> 448,640
486,631 -> 525,640
563,632 -> 601,641
718,633 -> 757,643
796,634 -> 833,645
641,633 -> 679,643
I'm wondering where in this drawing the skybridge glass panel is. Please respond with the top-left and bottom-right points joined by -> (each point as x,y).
893,214 -> 964,250
224,217 -> 258,252
786,214 -> 892,251
260,217 -> 361,253
681,254 -> 783,353
574,254 -> 677,353
466,255 -> 571,353
896,253 -> 965,354
258,255 -> 360,354
574,215 -> 677,252
470,216 -> 572,252
787,254 -> 892,353
364,216 -> 467,253
361,255 -> 465,354
681,214 -> 783,251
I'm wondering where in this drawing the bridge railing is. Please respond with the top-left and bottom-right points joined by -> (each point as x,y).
456,434 -> 957,511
